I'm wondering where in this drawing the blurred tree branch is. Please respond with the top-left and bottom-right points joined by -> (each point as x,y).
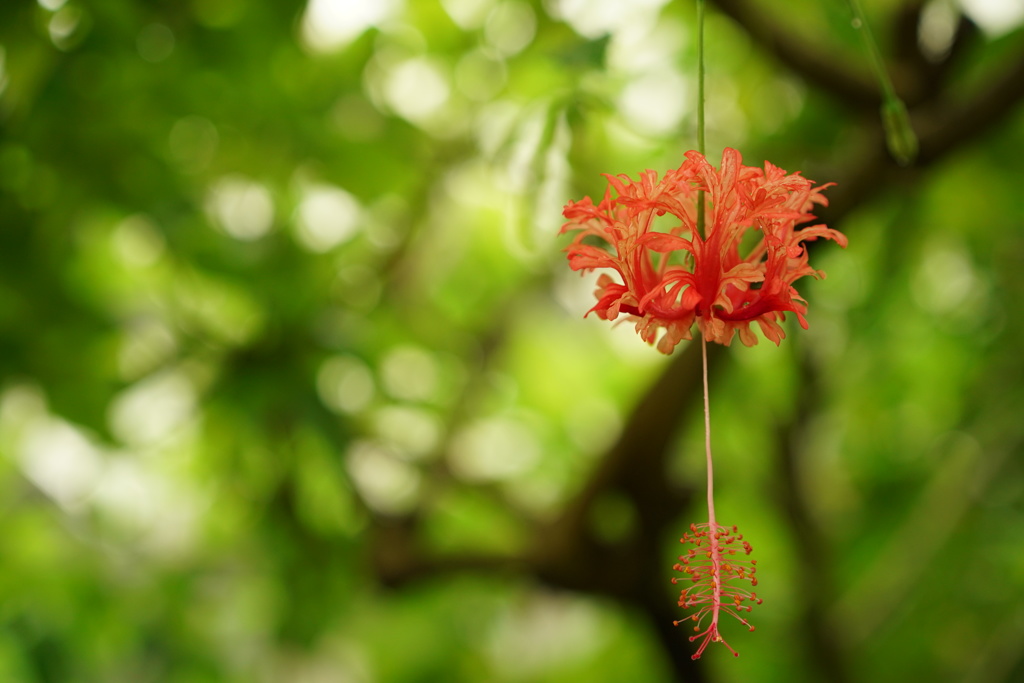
916,50 -> 1024,165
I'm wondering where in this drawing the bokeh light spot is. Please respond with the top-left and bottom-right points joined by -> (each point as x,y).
346,440 -> 420,515
383,57 -> 450,124
112,214 -> 166,267
371,405 -> 442,461
48,5 -> 85,50
301,0 -> 402,53
484,2 -> 536,56
919,0 -> 959,61
486,594 -> 604,675
958,0 -> 1024,36
294,183 -> 362,252
19,419 -> 102,512
618,70 -> 688,135
912,241 -> 982,316
448,417 -> 541,482
548,0 -> 669,39
441,0 -> 495,29
318,356 -> 375,415
108,371 -> 196,447
380,345 -> 438,402
206,175 -> 275,241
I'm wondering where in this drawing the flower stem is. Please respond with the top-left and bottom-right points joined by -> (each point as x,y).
844,0 -> 918,165
696,0 -> 707,239
696,0 -> 706,158
696,11 -> 717,630
844,0 -> 895,103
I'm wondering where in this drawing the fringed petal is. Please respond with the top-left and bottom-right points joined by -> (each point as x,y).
560,149 -> 844,352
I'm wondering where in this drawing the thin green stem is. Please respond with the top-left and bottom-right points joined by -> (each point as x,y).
696,0 -> 706,157
845,0 -> 918,164
844,0 -> 897,103
696,0 -> 707,238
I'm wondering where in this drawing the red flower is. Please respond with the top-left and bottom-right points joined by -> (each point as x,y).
560,148 -> 847,352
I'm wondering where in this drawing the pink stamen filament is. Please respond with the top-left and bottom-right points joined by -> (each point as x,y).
701,333 -> 725,654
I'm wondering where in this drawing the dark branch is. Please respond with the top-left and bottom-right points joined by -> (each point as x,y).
917,49 -> 1024,165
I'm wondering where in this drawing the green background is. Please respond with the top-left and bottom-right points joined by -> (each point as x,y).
1,0 -> 1023,681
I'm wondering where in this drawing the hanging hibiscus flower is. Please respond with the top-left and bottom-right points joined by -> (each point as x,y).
561,147 -> 847,353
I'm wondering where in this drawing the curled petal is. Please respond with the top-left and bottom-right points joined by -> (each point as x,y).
751,314 -> 785,344
639,232 -> 695,253
564,244 -> 619,271
795,223 -> 849,248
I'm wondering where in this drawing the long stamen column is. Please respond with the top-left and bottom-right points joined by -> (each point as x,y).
670,335 -> 762,658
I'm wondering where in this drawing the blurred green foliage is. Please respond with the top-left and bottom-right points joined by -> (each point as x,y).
2,0 -> 1024,681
